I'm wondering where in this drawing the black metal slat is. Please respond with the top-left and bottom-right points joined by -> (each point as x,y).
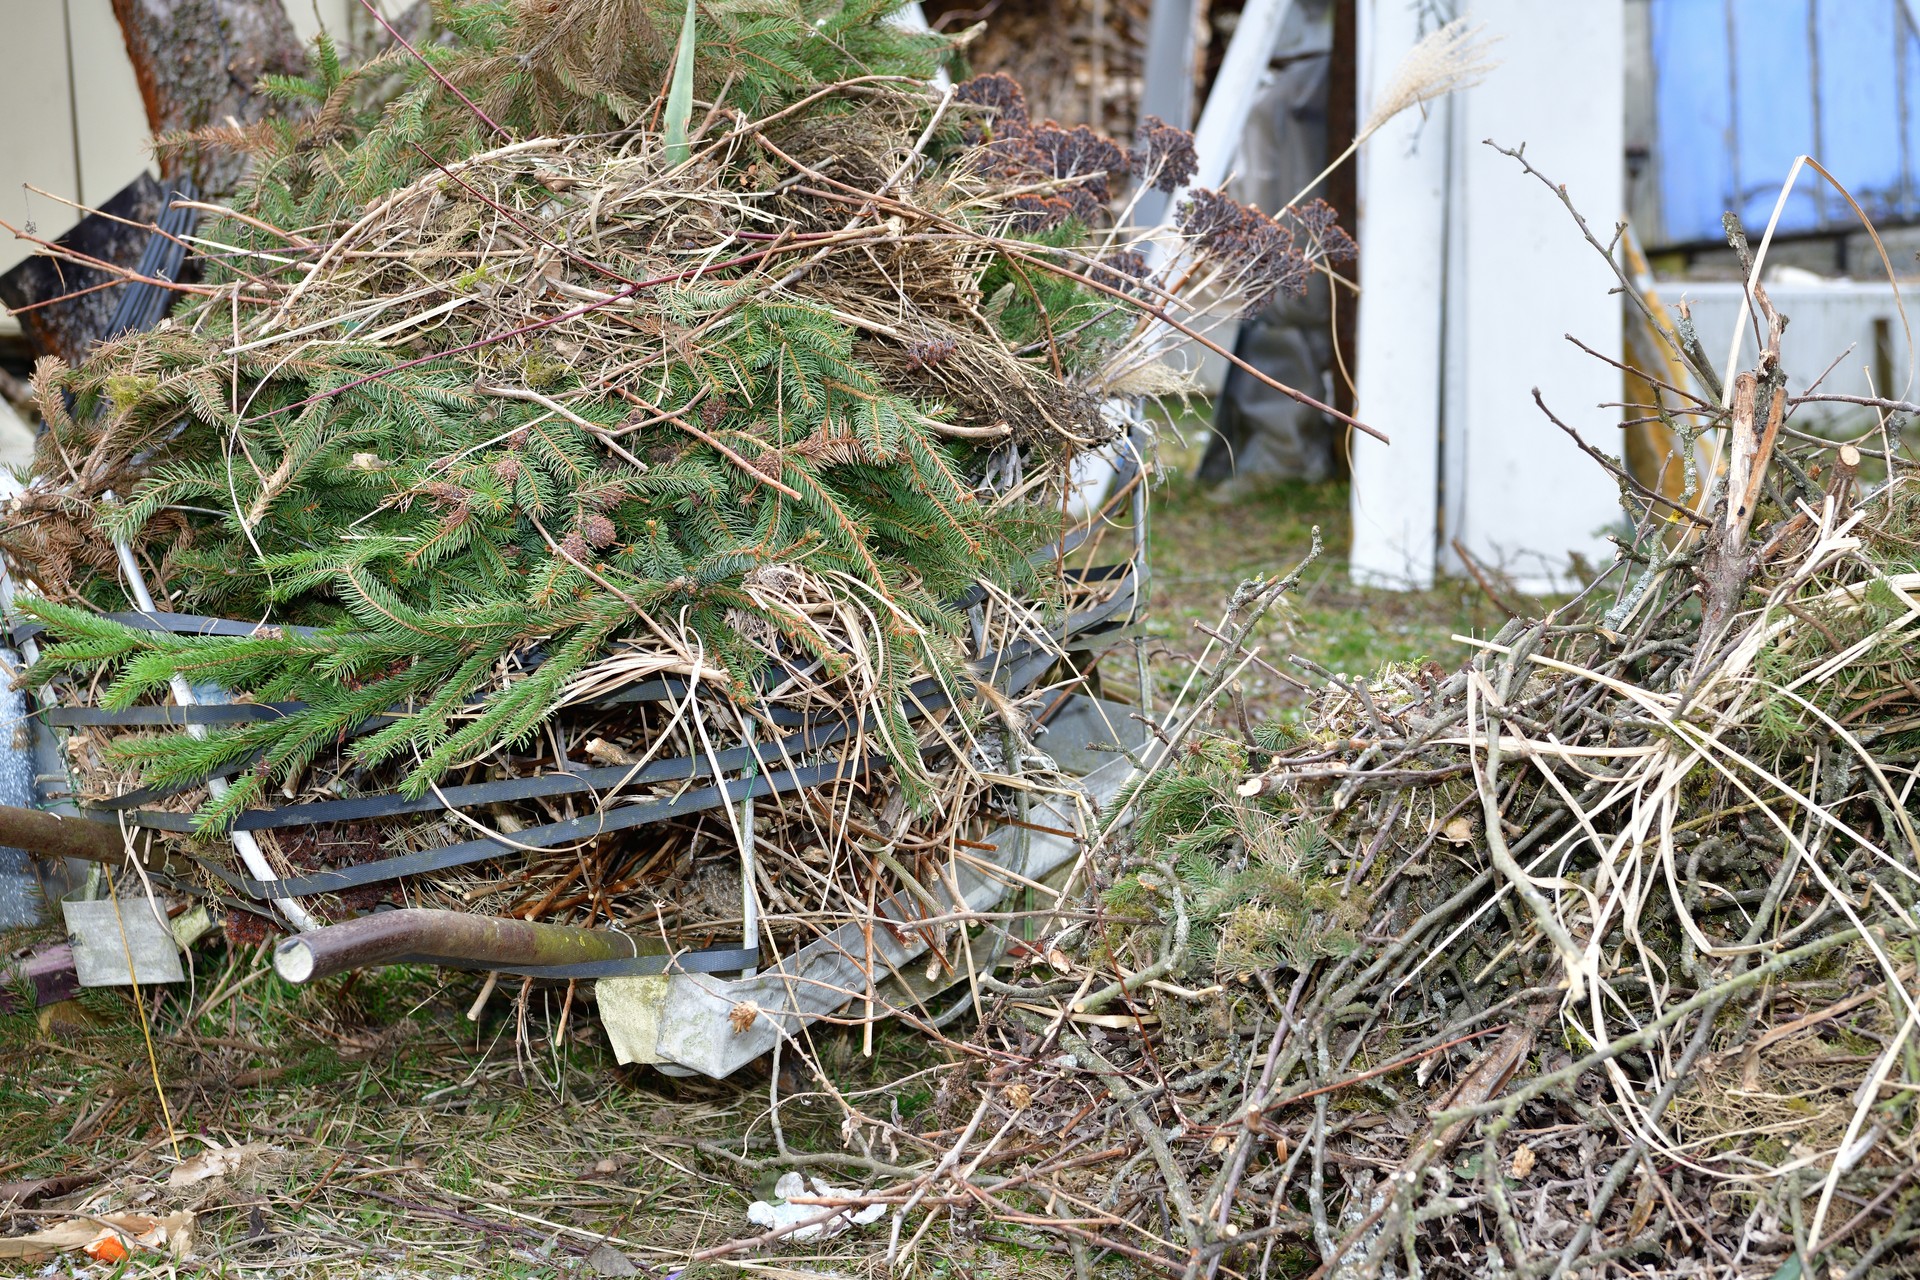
101,563 -> 1134,840
202,754 -> 864,900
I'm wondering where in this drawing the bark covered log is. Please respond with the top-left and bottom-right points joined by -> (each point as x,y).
0,175 -> 166,364
110,0 -> 308,194
0,804 -> 175,872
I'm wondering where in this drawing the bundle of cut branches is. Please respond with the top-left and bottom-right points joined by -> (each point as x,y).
798,180 -> 1920,1278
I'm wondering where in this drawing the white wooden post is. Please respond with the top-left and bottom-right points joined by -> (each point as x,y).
1139,0 -> 1295,266
1188,0 -> 1295,198
1133,0 -> 1198,230
1348,0 -> 1446,588
1351,0 -> 1624,594
1441,0 -> 1622,594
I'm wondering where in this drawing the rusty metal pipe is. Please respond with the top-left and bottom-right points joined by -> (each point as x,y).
273,908 -> 639,984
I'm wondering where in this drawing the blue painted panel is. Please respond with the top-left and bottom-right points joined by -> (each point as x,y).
1652,0 -> 1737,242
1732,0 -> 1820,231
1904,15 -> 1920,219
1652,0 -> 1920,243
1814,0 -> 1901,222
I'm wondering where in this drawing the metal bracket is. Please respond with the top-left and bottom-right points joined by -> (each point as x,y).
62,898 -> 185,987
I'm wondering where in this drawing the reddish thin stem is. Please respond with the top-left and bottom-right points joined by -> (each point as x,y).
358,0 -> 509,140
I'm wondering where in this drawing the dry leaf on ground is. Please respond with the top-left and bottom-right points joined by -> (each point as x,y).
168,1141 -> 278,1187
0,1210 -> 194,1260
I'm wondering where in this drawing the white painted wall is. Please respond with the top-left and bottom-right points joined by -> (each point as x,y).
0,0 -> 147,279
0,0 -> 364,283
1351,0 -> 1625,593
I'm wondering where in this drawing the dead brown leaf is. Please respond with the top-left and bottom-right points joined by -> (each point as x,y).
0,1210 -> 194,1261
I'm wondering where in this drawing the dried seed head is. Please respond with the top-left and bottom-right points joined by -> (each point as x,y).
903,338 -> 958,371
1129,116 -> 1198,193
424,480 -> 471,509
1363,18 -> 1498,137
1027,122 -> 1125,187
1177,188 -> 1310,317
1290,198 -> 1357,264
955,72 -> 1029,135
1004,192 -> 1074,233
1089,247 -> 1150,294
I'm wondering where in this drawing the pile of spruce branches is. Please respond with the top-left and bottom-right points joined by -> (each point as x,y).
0,1 -> 1347,948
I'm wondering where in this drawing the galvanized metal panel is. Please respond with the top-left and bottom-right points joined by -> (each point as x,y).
1670,277 -> 1914,411
62,898 -> 185,987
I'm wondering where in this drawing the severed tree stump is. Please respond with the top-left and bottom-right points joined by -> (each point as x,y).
109,0 -> 308,195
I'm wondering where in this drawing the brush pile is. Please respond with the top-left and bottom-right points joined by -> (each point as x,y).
0,2 -> 1352,962
852,260 -> 1920,1274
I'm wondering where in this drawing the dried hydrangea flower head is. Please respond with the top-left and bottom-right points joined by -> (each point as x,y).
958,74 -> 1131,230
1289,198 -> 1356,264
1129,116 -> 1198,194
1177,188 -> 1310,317
1090,247 -> 1150,294
954,72 -> 1028,142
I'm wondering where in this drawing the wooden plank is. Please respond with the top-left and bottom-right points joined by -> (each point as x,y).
1133,0 -> 1198,229
1347,0 -> 1445,588
1442,0 -> 1624,593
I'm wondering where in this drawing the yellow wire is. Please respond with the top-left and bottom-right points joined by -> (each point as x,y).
105,872 -> 182,1161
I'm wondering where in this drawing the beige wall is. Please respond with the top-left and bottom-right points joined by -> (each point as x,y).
0,0 -> 372,294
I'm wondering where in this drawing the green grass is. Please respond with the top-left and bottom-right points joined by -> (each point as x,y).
1143,435 -> 1506,721
0,961 -> 1061,1278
